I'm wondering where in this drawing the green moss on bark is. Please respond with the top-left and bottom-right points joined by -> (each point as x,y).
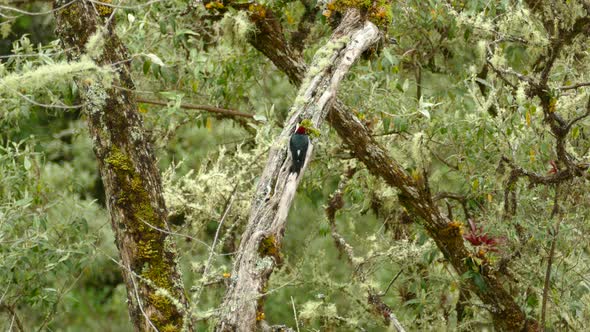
105,147 -> 183,330
259,235 -> 279,257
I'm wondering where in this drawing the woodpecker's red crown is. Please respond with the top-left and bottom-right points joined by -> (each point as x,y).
295,126 -> 307,134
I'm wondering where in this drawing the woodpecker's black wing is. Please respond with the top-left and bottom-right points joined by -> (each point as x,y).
289,133 -> 309,174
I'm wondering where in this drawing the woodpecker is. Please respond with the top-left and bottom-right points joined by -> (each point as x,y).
289,125 -> 310,174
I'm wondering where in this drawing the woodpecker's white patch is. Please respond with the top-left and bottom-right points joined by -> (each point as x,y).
297,150 -> 301,156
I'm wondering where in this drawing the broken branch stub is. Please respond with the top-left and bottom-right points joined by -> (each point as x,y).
216,9 -> 380,332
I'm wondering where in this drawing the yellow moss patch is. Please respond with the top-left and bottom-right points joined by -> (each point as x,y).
161,324 -> 178,332
105,147 -> 133,172
205,1 -> 224,10
106,148 -> 163,228
329,0 -> 393,28
96,0 -> 114,17
258,235 -> 284,266
477,248 -> 487,258
332,0 -> 372,9
258,235 -> 279,257
136,201 -> 160,229
299,119 -> 321,138
441,220 -> 463,239
137,238 -> 159,259
59,2 -> 80,19
143,261 -> 172,289
369,3 -> 393,27
248,3 -> 266,19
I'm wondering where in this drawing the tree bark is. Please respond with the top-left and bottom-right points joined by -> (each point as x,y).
53,2 -> 191,331
216,9 -> 380,332
230,5 -> 535,332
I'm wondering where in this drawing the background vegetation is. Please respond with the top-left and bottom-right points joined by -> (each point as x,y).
1,0 -> 590,331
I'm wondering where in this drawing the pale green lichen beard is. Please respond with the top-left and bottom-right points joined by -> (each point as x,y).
0,57 -> 107,97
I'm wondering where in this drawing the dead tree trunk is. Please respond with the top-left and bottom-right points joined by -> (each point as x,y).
216,9 -> 380,331
53,2 -> 191,331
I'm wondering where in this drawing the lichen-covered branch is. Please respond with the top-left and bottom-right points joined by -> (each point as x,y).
215,9 -> 380,331
53,2 -> 191,331
326,167 -> 358,266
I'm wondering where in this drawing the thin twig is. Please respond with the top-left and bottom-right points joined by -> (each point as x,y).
0,0 -> 76,16
36,269 -> 87,332
136,97 -> 260,120
193,186 -> 237,306
0,281 -> 10,305
541,185 -> 563,328
486,58 -> 533,88
129,264 -> 160,332
540,218 -> 561,328
379,269 -> 403,297
137,214 -> 213,251
0,304 -> 24,332
559,82 -> 590,91
565,96 -> 590,132
88,0 -> 165,10
430,150 -> 459,171
96,248 -> 191,329
291,296 -> 300,332
1,81 -> 84,109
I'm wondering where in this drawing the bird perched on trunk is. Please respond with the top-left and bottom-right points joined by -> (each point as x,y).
290,124 -> 310,175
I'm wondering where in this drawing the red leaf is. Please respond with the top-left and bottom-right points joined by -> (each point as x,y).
463,219 -> 502,251
548,160 -> 558,174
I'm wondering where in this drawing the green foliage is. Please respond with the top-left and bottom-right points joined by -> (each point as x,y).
2,0 -> 590,330
0,138 -> 109,330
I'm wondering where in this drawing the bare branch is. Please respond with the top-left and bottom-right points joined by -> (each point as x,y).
565,95 -> 590,131
379,269 -> 403,297
326,167 -> 359,266
500,156 -> 586,187
537,17 -> 590,85
136,97 -> 260,120
558,82 -> 590,91
433,191 -> 473,220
